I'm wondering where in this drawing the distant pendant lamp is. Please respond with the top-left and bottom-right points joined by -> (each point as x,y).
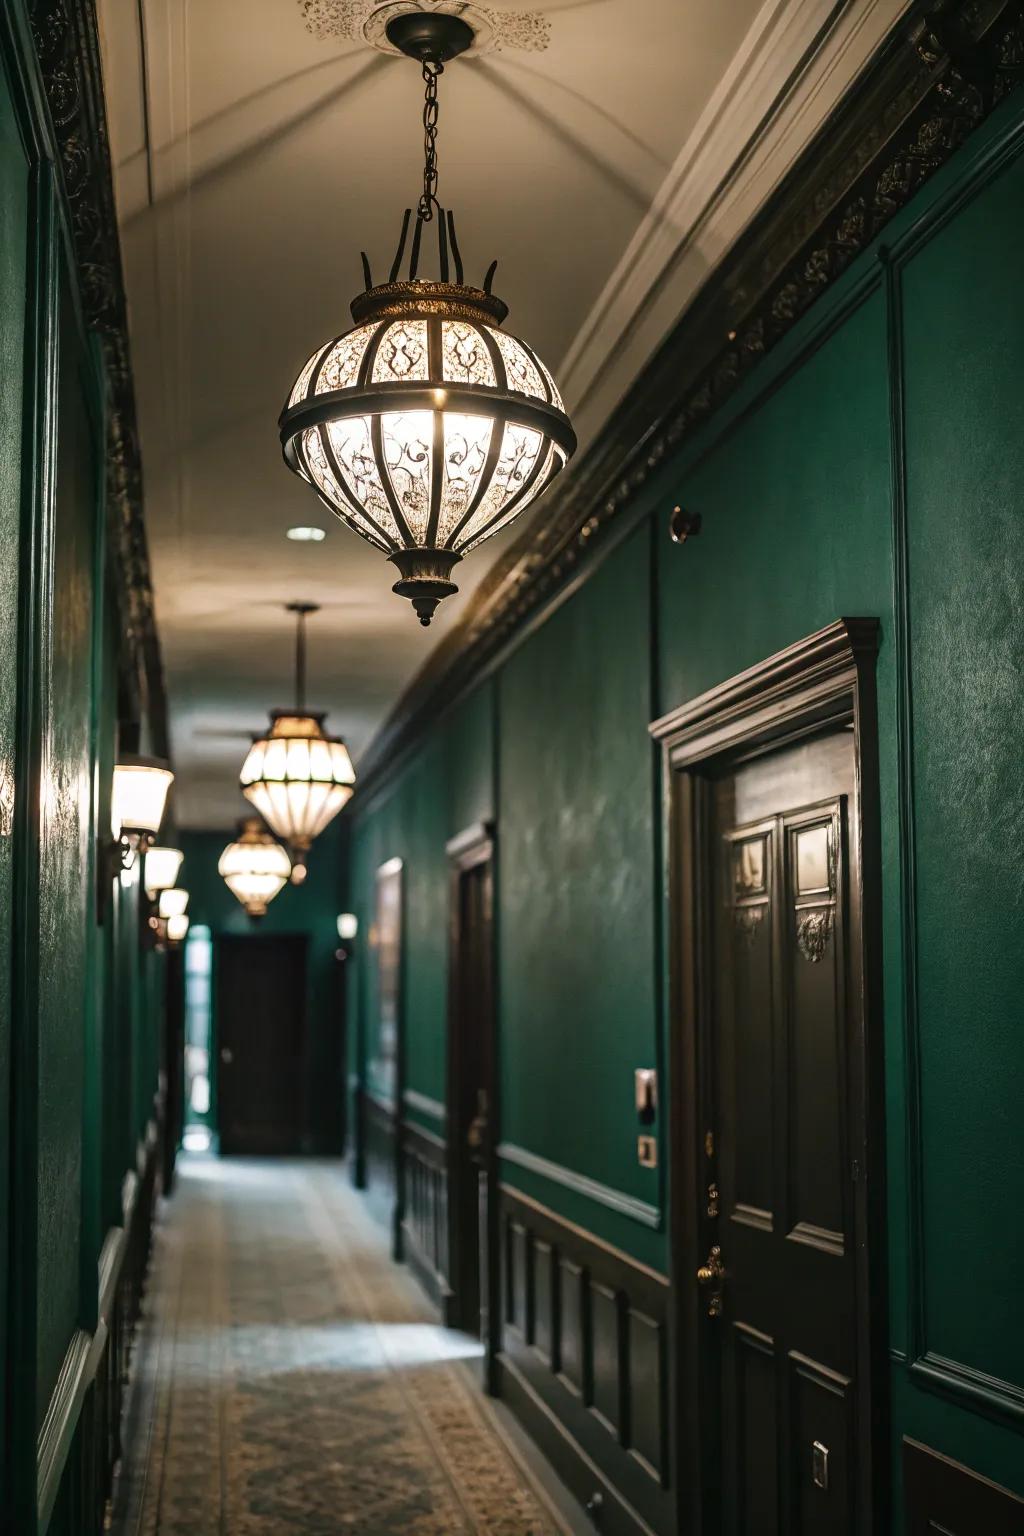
239,603 -> 355,860
279,11 -> 576,625
218,817 -> 293,918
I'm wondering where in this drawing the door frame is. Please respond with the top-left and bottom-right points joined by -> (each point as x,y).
650,618 -> 887,1536
445,821 -> 499,1387
214,931 -> 309,1155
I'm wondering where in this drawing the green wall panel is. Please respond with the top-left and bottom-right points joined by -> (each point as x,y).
900,147 -> 1024,1410
498,521 -> 661,1264
656,289 -> 893,713
35,270 -> 98,1417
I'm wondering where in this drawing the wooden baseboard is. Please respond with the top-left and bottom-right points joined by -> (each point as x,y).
496,1354 -> 659,1536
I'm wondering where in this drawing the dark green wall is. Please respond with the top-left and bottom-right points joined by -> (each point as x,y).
1,14 -> 170,1527
348,681 -> 495,1132
347,94 -> 1024,1515
179,820 -> 346,1152
0,47 -> 28,1478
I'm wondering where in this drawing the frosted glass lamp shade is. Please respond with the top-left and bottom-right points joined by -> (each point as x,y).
337,912 -> 358,941
144,846 -> 183,896
112,755 -> 173,839
166,913 -> 190,944
218,818 -> 293,917
240,712 -> 355,851
158,887 -> 189,919
280,282 -> 576,625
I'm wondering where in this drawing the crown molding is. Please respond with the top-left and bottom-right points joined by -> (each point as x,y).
559,0 -> 916,446
28,0 -> 168,753
353,0 -> 1024,801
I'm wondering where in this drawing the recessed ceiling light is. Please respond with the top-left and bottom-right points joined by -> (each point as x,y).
287,525 -> 326,542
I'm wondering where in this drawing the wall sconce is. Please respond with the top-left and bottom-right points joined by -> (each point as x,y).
158,887 -> 189,920
337,912 -> 358,941
99,755 -> 174,923
165,913 -> 190,945
144,845 -> 184,898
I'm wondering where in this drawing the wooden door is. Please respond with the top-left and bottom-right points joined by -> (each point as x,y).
708,730 -> 859,1533
446,827 -> 497,1365
216,934 -> 307,1154
655,621 -> 886,1536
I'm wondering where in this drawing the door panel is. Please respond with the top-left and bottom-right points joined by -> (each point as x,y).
710,730 -> 857,1535
216,934 -> 307,1154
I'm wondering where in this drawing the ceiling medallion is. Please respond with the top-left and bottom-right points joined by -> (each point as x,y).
239,603 -> 356,866
299,1 -> 551,55
280,10 -> 575,625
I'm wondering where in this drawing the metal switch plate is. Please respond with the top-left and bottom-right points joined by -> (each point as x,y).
812,1441 -> 829,1491
637,1134 -> 657,1168
635,1068 -> 657,1121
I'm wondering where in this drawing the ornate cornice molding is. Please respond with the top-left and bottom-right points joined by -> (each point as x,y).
28,0 -> 169,754
355,0 -> 1024,797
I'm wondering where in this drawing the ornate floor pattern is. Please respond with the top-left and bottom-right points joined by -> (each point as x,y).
111,1157 -> 568,1536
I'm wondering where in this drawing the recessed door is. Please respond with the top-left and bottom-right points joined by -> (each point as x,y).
446,828 -> 497,1367
216,934 -> 308,1154
705,730 -> 861,1533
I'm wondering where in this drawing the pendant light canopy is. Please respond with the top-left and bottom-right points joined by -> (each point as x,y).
279,12 -> 576,625
218,818 -> 293,918
239,603 -> 356,853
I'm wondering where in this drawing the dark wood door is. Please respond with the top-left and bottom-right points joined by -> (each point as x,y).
216,934 -> 308,1154
706,729 -> 861,1533
447,830 -> 496,1357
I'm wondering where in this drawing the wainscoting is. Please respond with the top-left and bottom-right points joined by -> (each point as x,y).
400,1120 -> 451,1316
362,1090 -> 397,1231
903,1439 -> 1024,1534
43,1109 -> 164,1534
496,1186 -> 673,1536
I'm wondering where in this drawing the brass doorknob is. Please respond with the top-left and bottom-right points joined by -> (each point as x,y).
696,1245 -> 724,1286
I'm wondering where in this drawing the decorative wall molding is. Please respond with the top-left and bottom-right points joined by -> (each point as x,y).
559,0 -> 915,442
497,1142 -> 660,1230
27,0 -> 168,750
355,0 -> 1024,801
403,1087 -> 447,1123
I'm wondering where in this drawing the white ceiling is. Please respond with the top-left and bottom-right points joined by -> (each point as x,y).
97,0 -> 909,827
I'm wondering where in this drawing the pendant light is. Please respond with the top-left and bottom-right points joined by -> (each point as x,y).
279,12 -> 576,625
218,818 -> 293,918
239,603 -> 356,858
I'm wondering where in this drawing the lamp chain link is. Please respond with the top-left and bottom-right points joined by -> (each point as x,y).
418,59 -> 443,223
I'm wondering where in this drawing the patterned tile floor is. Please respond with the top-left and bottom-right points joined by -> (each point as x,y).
111,1157 -> 569,1536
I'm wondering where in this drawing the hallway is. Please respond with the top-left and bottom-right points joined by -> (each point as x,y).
112,1160 -> 568,1536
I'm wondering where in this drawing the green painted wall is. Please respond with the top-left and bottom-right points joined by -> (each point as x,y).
499,522 -> 662,1267
35,266 -> 100,1415
1,16 -> 170,1522
347,681 -> 495,1133
179,821 -> 346,1152
347,95 -> 1024,1515
0,46 -> 28,1477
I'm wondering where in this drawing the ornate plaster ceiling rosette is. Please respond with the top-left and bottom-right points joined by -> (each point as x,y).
298,0 -> 551,54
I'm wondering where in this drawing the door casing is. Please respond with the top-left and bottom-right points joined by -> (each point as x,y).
445,821 -> 499,1389
650,618 -> 887,1535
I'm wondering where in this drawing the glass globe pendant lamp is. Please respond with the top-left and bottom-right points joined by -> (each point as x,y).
218,818 -> 293,918
279,12 -> 576,625
239,603 -> 356,859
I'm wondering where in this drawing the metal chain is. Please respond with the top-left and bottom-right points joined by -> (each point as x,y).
418,59 -> 443,222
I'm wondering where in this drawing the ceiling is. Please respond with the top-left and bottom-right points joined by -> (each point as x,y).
96,0 -> 909,828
